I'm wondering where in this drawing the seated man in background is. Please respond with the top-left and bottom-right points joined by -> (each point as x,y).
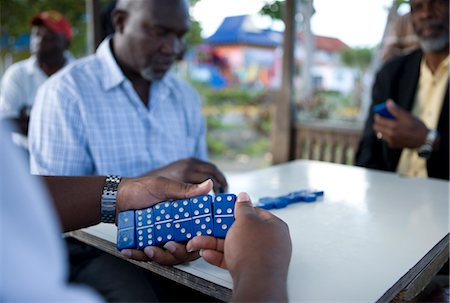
28,0 -> 227,300
356,0 -> 449,180
1,122 -> 292,302
0,11 -> 73,136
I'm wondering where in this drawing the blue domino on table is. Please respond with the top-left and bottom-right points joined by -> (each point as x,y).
257,189 -> 324,210
117,193 -> 236,250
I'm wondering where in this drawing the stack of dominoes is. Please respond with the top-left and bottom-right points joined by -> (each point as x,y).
117,193 -> 236,250
257,189 -> 324,210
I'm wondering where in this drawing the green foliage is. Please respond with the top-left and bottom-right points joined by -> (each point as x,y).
185,19 -> 203,48
0,0 -> 87,56
207,135 -> 229,155
191,82 -> 263,106
242,138 -> 270,155
259,0 -> 284,21
340,47 -> 373,71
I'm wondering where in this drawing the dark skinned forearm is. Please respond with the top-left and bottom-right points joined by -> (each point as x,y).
42,176 -> 105,232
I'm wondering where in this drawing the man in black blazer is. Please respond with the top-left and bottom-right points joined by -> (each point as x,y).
356,0 -> 449,180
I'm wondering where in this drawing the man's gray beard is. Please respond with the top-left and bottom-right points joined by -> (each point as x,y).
419,35 -> 449,52
140,68 -> 159,81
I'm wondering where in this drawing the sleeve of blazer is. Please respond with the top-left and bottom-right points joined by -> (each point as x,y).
355,64 -> 394,171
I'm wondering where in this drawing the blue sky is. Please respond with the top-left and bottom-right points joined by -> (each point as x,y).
192,0 -> 409,48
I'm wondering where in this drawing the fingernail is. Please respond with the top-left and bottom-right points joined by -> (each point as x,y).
144,247 -> 154,258
237,192 -> 250,203
199,249 -> 203,257
121,249 -> 132,258
186,244 -> 194,253
164,242 -> 176,253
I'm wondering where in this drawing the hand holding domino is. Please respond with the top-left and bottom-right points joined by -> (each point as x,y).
373,101 -> 396,120
117,193 -> 236,250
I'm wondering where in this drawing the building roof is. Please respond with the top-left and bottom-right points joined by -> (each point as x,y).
299,33 -> 349,52
207,15 -> 349,53
206,15 -> 281,48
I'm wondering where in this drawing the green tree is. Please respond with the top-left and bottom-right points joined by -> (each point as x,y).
259,0 -> 284,21
340,47 -> 373,71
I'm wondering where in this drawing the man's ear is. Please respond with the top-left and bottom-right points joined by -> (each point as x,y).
111,8 -> 128,34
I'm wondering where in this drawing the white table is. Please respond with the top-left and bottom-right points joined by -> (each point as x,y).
68,160 -> 449,302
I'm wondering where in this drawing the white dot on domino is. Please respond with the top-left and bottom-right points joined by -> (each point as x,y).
221,224 -> 227,230
216,209 -> 222,214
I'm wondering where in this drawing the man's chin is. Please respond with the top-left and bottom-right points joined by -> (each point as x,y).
140,68 -> 169,81
419,35 -> 449,52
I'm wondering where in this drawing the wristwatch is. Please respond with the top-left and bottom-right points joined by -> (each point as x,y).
417,129 -> 438,160
101,175 -> 122,223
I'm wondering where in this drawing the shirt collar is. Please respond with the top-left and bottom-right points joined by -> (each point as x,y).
97,37 -> 125,91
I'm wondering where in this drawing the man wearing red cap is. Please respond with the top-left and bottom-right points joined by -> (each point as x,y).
0,10 -> 73,136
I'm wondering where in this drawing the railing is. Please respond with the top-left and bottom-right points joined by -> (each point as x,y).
292,120 -> 363,165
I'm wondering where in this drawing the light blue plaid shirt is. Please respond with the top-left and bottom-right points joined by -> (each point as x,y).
29,38 -> 208,177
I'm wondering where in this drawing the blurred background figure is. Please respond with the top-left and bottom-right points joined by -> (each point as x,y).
380,12 -> 420,63
0,10 -> 73,138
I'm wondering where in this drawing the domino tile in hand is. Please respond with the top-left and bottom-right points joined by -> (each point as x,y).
213,194 -> 236,238
135,207 -> 155,249
117,210 -> 136,250
190,195 -> 214,237
153,201 -> 174,245
171,198 -> 194,242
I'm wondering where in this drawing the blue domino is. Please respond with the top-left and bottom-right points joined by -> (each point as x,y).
116,194 -> 236,250
257,189 -> 324,210
213,194 -> 236,238
373,102 -> 395,120
117,210 -> 136,250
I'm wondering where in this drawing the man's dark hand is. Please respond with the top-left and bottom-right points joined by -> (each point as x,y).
373,99 -> 428,149
145,157 -> 228,194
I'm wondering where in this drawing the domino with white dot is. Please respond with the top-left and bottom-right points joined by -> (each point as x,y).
135,207 -> 155,249
153,201 -> 174,245
171,198 -> 194,242
117,210 -> 136,250
212,194 -> 236,238
190,195 -> 214,237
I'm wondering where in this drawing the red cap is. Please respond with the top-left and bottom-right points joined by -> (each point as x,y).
30,11 -> 73,42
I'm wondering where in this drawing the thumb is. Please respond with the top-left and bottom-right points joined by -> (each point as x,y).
386,99 -> 402,119
180,178 -> 213,198
234,192 -> 256,219
156,177 -> 213,200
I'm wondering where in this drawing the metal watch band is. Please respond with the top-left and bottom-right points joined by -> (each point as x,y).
417,129 -> 438,159
101,175 -> 122,223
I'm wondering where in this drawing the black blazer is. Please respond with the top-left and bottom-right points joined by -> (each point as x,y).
355,49 -> 449,180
